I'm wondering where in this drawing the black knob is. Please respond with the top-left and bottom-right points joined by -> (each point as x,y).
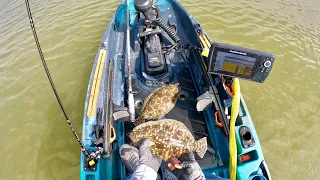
264,60 -> 272,68
134,0 -> 152,12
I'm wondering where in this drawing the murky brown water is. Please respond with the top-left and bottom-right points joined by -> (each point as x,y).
1,0 -> 319,179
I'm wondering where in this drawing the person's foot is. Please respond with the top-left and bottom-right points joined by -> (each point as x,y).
119,144 -> 140,173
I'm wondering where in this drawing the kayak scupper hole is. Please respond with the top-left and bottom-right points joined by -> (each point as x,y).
243,131 -> 252,141
179,94 -> 186,101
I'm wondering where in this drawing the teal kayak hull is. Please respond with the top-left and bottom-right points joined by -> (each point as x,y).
80,0 -> 272,179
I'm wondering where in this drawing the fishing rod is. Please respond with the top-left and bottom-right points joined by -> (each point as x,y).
24,0 -> 101,167
126,0 -> 135,122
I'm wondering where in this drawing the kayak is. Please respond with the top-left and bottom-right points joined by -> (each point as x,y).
80,0 -> 272,179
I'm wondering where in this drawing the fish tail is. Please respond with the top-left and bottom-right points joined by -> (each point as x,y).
195,137 -> 207,158
134,116 -> 145,126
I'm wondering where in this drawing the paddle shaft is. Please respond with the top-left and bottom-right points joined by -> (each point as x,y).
24,0 -> 89,157
103,58 -> 115,156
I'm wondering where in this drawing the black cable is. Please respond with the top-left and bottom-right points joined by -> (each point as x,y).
152,18 -> 180,43
24,0 -> 89,157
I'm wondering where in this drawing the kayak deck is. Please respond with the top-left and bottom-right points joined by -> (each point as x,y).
130,66 -> 218,169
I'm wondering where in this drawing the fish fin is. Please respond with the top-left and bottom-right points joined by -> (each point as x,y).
134,116 -> 145,126
141,92 -> 154,112
141,86 -> 163,112
141,92 -> 153,112
195,137 -> 207,158
128,133 -> 135,143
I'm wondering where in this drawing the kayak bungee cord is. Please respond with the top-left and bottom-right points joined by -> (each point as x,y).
24,0 -> 101,167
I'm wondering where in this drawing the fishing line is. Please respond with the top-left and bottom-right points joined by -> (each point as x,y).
24,0 -> 89,157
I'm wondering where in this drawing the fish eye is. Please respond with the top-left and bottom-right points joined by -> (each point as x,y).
179,94 -> 186,101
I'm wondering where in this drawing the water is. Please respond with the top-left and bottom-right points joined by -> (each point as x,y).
0,0 -> 319,179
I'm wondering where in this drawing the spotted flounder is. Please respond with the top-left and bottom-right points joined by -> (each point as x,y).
129,119 -> 207,160
134,84 -> 179,125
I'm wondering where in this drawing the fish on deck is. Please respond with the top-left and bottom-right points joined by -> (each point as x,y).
129,119 -> 207,161
134,84 -> 179,125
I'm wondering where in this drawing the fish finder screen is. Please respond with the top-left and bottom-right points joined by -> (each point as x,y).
214,52 -> 256,77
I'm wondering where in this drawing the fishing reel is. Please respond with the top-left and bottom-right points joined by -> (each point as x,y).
83,148 -> 103,172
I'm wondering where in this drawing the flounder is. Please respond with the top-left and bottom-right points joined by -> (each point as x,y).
134,84 -> 179,125
129,119 -> 207,160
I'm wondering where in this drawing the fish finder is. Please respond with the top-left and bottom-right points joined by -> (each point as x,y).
208,43 -> 275,83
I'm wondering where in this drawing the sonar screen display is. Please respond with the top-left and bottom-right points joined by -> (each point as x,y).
214,52 -> 256,77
